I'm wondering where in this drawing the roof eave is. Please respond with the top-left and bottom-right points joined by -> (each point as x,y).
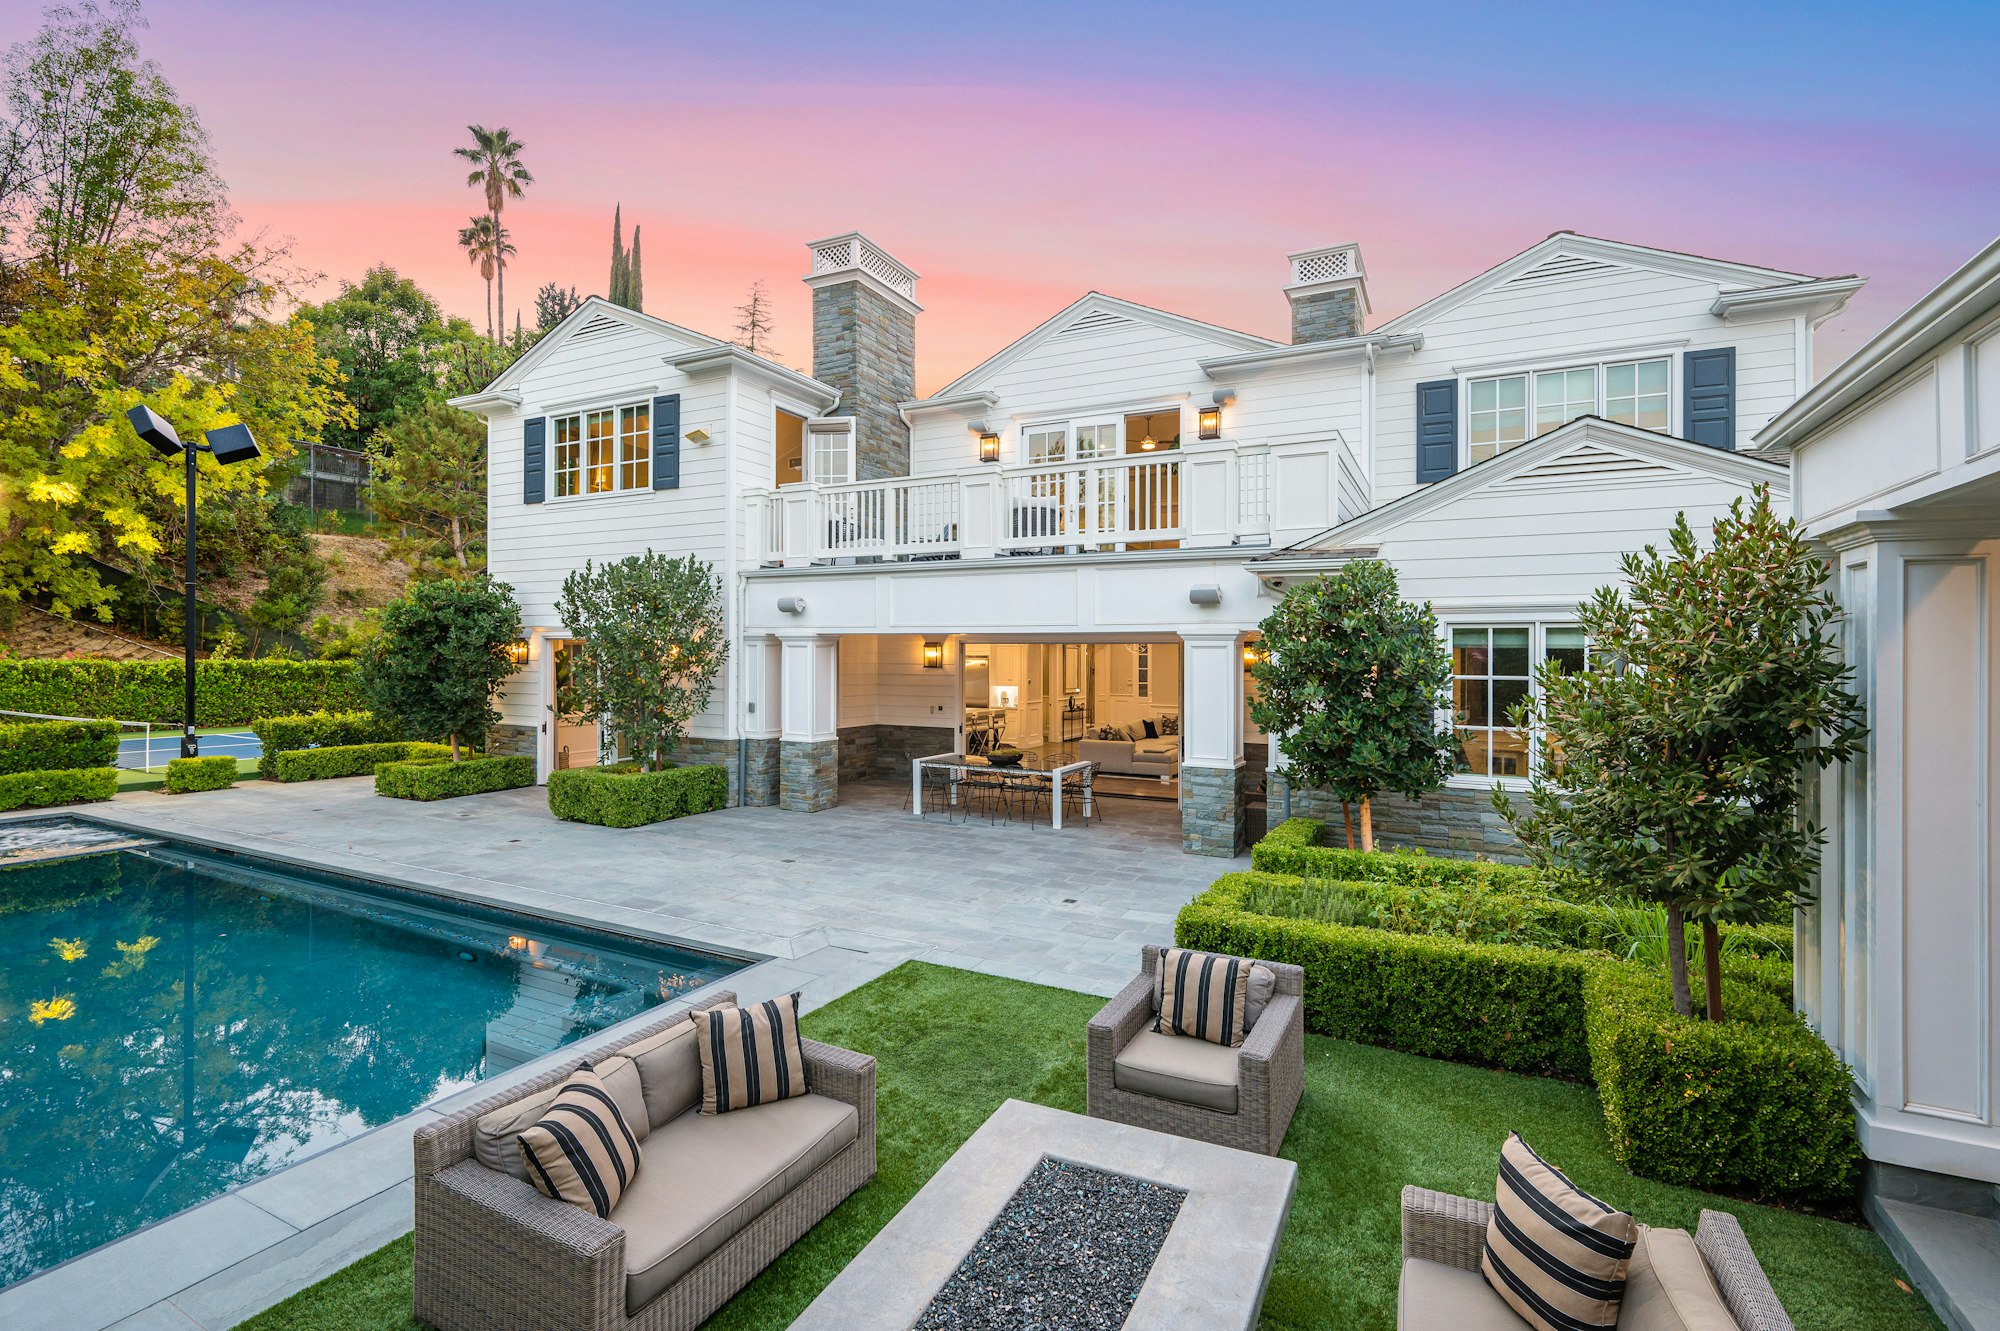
1710,276 -> 1866,325
1198,332 -> 1423,376
665,346 -> 842,409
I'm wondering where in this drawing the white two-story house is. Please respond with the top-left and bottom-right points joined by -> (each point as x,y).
450,229 -> 1862,856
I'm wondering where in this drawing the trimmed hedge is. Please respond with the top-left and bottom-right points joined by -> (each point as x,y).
1255,816 -> 1606,902
165,755 -> 241,793
0,719 -> 119,775
1177,872 -> 1598,1077
547,764 -> 729,828
374,755 -> 536,801
0,767 -> 118,812
1586,966 -> 1860,1199
268,742 -> 452,782
0,659 -> 361,725
252,710 -> 402,774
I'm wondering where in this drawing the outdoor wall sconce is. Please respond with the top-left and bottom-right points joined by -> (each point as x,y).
921,640 -> 945,669
1197,405 -> 1223,440
685,427 -> 712,446
1243,643 -> 1265,669
1188,585 -> 1223,606
506,638 -> 530,666
977,429 -> 1001,463
777,596 -> 807,614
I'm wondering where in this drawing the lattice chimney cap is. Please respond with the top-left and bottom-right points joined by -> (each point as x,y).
804,232 -> 921,311
1286,243 -> 1365,290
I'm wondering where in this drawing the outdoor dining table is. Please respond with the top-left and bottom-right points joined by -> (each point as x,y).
910,753 -> 1095,829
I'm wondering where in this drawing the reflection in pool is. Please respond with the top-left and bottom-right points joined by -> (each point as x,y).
0,833 -> 744,1287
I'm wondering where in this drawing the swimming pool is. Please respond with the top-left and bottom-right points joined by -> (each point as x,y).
0,819 -> 748,1288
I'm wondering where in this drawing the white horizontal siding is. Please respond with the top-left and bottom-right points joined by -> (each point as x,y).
1374,266 -> 1805,507
838,634 -> 960,728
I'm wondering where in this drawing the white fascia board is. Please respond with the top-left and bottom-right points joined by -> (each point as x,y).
445,389 -> 523,414
898,390 -> 1001,425
483,296 -> 726,396
1711,276 -> 1866,324
1197,333 -> 1422,377
665,346 -> 841,410
1757,237 -> 2000,454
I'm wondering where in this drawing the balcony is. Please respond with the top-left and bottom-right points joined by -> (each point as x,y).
747,441 -> 1280,567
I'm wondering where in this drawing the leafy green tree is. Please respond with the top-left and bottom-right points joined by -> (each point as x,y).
1495,489 -> 1867,1020
457,215 -> 511,341
554,552 -> 726,770
455,125 -> 530,333
371,401 -> 486,574
360,575 -> 519,759
1249,560 -> 1455,850
534,281 -> 580,332
293,266 -> 459,451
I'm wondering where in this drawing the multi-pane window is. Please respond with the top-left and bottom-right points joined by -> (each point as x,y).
1025,425 -> 1068,465
553,414 -> 583,498
553,405 -> 650,498
618,403 -> 650,490
1136,643 -> 1150,699
1466,356 -> 1673,464
1074,422 -> 1115,458
1022,416 -> 1132,465
809,423 -> 853,484
1451,624 -> 1587,779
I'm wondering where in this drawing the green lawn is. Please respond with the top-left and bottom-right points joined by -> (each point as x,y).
236,961 -> 1938,1331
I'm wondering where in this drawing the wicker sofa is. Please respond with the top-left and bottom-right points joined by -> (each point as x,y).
412,990 -> 876,1331
1086,945 -> 1305,1156
1398,1186 -> 1796,1330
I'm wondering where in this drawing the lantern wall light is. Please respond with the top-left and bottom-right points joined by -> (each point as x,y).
921,640 -> 945,669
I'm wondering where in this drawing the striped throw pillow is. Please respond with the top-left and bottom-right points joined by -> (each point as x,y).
1154,947 -> 1252,1047
517,1064 -> 643,1219
699,994 -> 809,1114
1481,1132 -> 1638,1331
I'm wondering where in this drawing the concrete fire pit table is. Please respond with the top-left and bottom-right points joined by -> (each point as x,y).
790,1098 -> 1298,1331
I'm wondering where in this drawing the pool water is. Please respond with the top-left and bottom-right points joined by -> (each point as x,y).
0,828 -> 745,1287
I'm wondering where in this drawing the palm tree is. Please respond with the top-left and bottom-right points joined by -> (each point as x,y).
457,216 -> 512,340
454,126 -> 532,334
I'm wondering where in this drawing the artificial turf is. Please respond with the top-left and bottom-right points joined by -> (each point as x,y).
235,961 -> 1940,1331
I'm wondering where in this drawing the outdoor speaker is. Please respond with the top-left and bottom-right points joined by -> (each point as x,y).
126,404 -> 184,457
205,422 -> 262,465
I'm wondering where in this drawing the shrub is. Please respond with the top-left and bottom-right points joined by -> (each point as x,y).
1255,817 -> 1602,899
269,741 -> 452,782
0,767 -> 118,812
165,756 -> 240,793
0,659 -> 362,725
1585,966 -> 1860,1199
546,764 -> 729,828
0,719 -> 119,775
252,710 -> 402,775
1177,872 -> 1599,1077
374,755 -> 535,801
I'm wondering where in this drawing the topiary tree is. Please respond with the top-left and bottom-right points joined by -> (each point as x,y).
1494,488 -> 1866,1020
554,551 -> 726,771
1249,560 -> 1455,850
359,575 -> 520,760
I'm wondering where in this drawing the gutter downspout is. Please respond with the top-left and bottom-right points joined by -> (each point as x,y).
1362,341 -> 1378,512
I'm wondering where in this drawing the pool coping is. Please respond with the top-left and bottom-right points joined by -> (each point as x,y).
0,809 -> 816,1331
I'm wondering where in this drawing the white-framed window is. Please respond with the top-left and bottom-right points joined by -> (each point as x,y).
1015,411 -> 1180,465
1465,355 -> 1674,464
808,420 -> 854,484
1024,423 -> 1069,465
1449,622 -> 1588,781
552,401 -> 650,498
1137,643 -> 1150,698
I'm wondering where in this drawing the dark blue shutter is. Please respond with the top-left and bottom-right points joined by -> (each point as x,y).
522,416 -> 546,504
1415,379 -> 1459,483
1683,347 -> 1736,449
652,393 -> 681,489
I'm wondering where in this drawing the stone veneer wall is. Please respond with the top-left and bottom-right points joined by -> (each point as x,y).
1289,288 -> 1360,344
1181,764 -> 1247,857
1266,772 -> 1525,863
671,737 -> 741,809
780,738 -> 839,812
741,737 -> 780,807
487,723 -> 535,759
837,728 -> 877,784
812,279 -> 915,480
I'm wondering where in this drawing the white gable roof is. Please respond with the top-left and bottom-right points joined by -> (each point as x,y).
928,292 -> 1279,400
1376,233 -> 1823,336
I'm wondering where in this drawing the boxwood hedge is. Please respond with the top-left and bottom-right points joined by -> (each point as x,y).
1255,816 -> 1607,901
546,765 -> 729,828
0,719 -> 119,775
268,742 -> 452,782
165,755 -> 241,793
252,710 -> 402,774
0,767 -> 117,812
374,755 -> 535,801
0,659 -> 361,725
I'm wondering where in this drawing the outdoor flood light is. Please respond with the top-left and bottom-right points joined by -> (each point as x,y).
1189,585 -> 1223,606
777,595 -> 807,614
126,405 -> 263,758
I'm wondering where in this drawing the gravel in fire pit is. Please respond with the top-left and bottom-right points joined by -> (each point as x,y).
913,1155 -> 1186,1330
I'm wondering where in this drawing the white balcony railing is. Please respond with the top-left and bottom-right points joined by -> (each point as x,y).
750,439 -> 1300,569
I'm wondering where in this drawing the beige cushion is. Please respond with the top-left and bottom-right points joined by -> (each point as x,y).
1618,1227 -> 1740,1331
1399,1258 -> 1533,1331
1483,1133 -> 1638,1331
517,1064 -> 643,1219
1244,963 -> 1277,1031
624,1018 -> 704,1129
474,1054 -> 648,1181
1113,1028 -> 1239,1113
698,994 -> 809,1114
1157,948 -> 1253,1046
615,1093 -> 857,1314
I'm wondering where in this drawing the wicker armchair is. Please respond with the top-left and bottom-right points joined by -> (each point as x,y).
1399,1186 -> 1796,1331
1086,945 -> 1305,1156
412,990 -> 877,1331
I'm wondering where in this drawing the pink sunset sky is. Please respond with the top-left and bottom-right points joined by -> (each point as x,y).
38,0 -> 2000,394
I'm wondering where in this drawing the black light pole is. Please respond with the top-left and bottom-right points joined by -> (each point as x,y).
126,406 -> 262,758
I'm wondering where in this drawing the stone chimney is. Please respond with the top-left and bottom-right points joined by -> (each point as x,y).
804,233 -> 919,480
1285,243 -> 1369,344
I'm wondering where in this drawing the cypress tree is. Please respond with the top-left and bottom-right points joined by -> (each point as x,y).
627,225 -> 643,311
609,204 -> 628,306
